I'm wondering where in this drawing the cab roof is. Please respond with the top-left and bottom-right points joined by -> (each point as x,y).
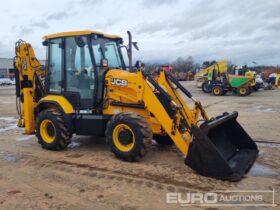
43,30 -> 122,40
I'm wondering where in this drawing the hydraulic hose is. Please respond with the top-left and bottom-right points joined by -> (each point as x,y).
166,73 -> 193,99
142,71 -> 173,102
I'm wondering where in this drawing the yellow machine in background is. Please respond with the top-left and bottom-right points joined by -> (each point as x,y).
244,71 -> 258,89
276,74 -> 280,88
195,60 -> 228,87
200,61 -> 261,96
14,30 -> 258,180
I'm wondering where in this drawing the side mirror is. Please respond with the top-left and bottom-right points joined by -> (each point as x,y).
132,42 -> 139,51
42,40 -> 48,46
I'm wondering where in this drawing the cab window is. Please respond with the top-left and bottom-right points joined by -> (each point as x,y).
48,38 -> 62,93
65,36 -> 95,107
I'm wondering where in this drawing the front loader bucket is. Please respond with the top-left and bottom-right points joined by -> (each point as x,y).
185,112 -> 258,181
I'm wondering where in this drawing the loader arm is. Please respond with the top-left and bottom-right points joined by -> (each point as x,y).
142,71 -> 211,156
157,71 -> 210,123
141,77 -> 190,155
141,70 -> 258,180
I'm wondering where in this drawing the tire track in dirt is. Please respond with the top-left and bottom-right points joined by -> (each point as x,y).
0,150 -> 234,193
25,157 -> 205,193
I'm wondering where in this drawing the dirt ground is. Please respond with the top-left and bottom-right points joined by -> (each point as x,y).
0,82 -> 279,210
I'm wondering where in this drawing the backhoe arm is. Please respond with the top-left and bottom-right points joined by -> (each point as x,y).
14,40 -> 45,134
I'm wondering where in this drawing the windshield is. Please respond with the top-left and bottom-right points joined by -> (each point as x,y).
91,38 -> 123,69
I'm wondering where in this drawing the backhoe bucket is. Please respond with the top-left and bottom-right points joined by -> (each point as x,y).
185,112 -> 258,181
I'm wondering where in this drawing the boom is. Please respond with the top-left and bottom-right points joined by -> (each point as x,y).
14,40 -> 45,133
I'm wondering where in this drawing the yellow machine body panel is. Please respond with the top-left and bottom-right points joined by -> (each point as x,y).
43,30 -> 121,40
102,70 -> 165,136
244,71 -> 256,77
38,95 -> 75,114
244,71 -> 257,87
276,74 -> 280,88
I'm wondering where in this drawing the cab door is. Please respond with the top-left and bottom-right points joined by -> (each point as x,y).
64,36 -> 96,109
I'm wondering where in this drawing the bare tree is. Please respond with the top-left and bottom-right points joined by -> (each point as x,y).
172,56 -> 195,72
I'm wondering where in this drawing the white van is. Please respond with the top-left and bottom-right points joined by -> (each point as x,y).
0,78 -> 14,86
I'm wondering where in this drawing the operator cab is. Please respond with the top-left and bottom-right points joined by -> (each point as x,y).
43,31 -> 125,111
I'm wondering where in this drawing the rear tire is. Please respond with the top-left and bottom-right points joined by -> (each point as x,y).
36,109 -> 72,150
153,134 -> 174,145
106,112 -> 152,162
212,86 -> 223,96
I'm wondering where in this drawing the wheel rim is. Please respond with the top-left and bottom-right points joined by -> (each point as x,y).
213,88 -> 220,95
113,124 -> 135,152
240,87 -> 247,95
40,119 -> 56,143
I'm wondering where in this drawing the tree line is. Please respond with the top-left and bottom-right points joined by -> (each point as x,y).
145,56 -> 215,73
144,57 -> 279,74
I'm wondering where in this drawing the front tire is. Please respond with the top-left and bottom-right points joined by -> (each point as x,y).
106,112 -> 152,162
36,109 -> 72,150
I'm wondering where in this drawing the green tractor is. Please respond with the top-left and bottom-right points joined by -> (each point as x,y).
202,67 -> 256,96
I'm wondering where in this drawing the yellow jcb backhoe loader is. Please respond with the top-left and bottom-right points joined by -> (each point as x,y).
14,30 -> 258,181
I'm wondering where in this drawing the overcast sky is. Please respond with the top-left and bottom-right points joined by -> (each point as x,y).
0,0 -> 279,65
